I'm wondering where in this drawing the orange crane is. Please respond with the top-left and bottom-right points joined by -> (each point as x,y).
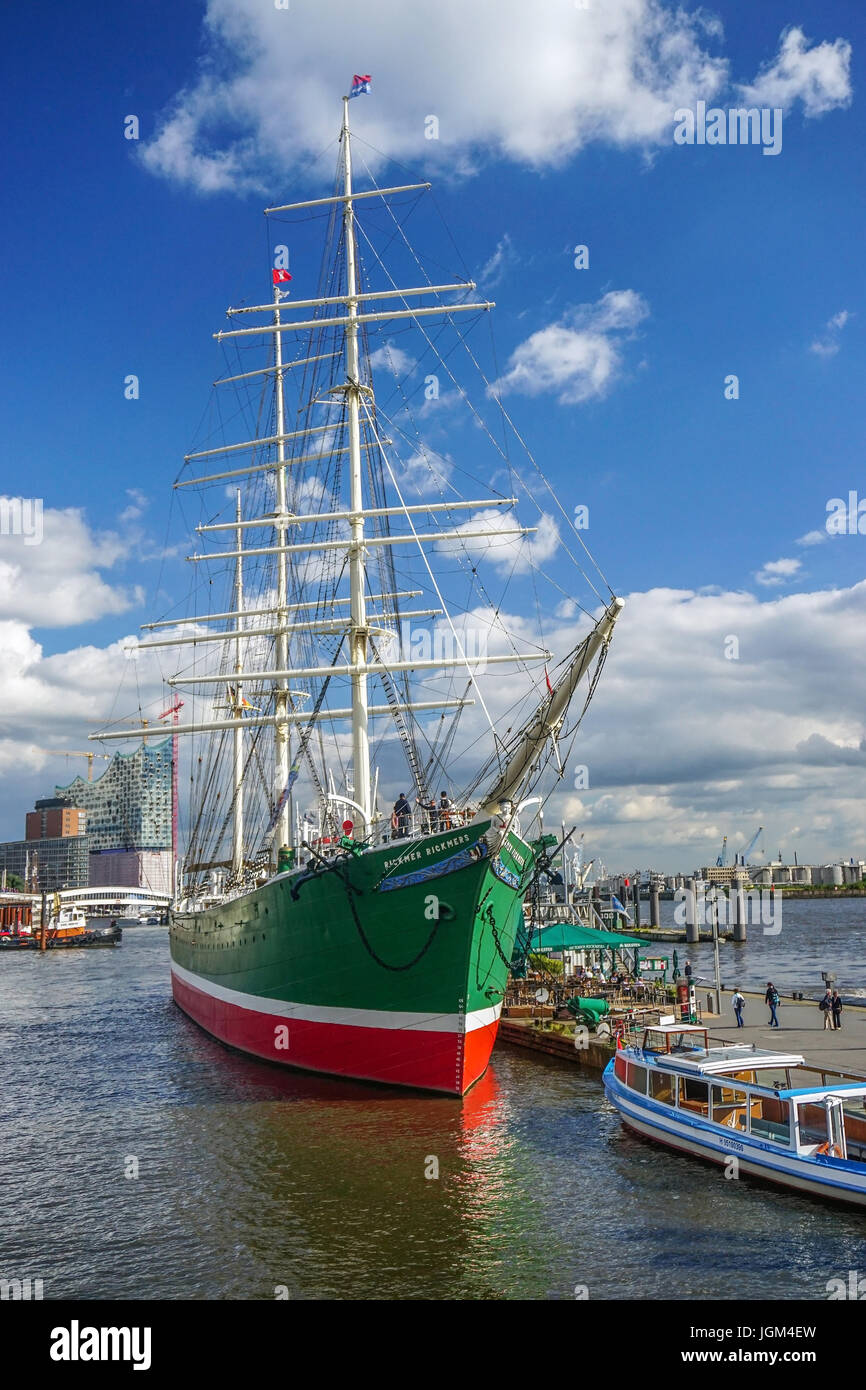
33,749 -> 111,781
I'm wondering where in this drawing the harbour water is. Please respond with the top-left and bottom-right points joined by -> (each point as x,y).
653,896 -> 866,996
2,910 -> 865,1302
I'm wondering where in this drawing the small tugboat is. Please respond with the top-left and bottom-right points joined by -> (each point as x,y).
604,1023 -> 866,1207
0,901 -> 121,950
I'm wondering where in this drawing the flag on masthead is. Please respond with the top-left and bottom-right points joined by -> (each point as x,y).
349,74 -> 371,98
272,268 -> 292,285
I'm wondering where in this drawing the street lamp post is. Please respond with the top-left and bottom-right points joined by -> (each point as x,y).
711,891 -> 722,1016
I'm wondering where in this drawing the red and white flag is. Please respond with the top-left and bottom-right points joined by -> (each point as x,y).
272,268 -> 292,285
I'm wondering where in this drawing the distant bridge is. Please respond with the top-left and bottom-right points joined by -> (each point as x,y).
61,887 -> 171,914
11,886 -> 172,915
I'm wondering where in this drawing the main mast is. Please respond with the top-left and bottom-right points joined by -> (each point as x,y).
232,489 -> 244,877
272,282 -> 291,850
341,96 -> 372,829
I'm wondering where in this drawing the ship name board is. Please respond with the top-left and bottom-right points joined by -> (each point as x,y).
383,831 -> 470,871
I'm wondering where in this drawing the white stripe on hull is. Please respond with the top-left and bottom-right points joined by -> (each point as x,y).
606,1078 -> 866,1207
170,960 -> 501,1035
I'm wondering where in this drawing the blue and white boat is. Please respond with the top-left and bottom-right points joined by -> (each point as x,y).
604,1023 -> 866,1207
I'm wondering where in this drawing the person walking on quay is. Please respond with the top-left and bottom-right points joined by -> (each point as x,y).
819,988 -> 834,1031
765,981 -> 780,1028
732,988 -> 746,1028
832,989 -> 843,1031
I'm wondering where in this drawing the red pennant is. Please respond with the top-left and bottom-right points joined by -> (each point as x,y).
272,269 -> 292,285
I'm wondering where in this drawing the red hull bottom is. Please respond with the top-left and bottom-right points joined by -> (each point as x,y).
172,971 -> 498,1097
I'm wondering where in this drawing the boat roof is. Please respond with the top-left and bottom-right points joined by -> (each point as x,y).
778,1083 -> 866,1100
646,1023 -> 706,1034
636,1042 -> 806,1075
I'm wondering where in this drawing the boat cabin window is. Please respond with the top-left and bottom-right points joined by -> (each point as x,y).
841,1097 -> 866,1163
648,1069 -> 676,1105
614,1052 -> 627,1082
796,1103 -> 830,1148
642,1028 -> 706,1055
795,1068 -> 827,1091
626,1062 -> 648,1095
678,1077 -> 709,1117
752,1067 -> 790,1090
711,1084 -> 748,1132
731,1070 -> 755,1085
749,1096 -> 791,1147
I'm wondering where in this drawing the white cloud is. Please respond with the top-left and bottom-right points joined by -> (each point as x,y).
489,290 -> 649,404
809,308 -> 852,357
118,489 -> 149,524
738,26 -> 852,118
437,507 -> 559,576
796,530 -> 826,547
392,448 -> 454,496
458,581 -> 866,869
6,577 -> 866,867
140,0 -> 732,194
0,505 -> 143,627
478,234 -> 518,290
755,557 -> 802,587
368,343 -> 416,376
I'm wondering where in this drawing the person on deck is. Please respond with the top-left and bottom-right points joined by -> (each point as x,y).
438,792 -> 454,831
732,989 -> 745,1028
819,988 -> 834,1030
831,989 -> 843,1031
684,959 -> 692,984
392,793 -> 412,838
765,981 -> 780,1028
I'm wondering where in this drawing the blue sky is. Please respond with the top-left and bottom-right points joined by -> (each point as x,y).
0,0 -> 864,868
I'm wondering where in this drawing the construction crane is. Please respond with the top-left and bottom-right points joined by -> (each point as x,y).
32,749 -> 111,781
160,699 -> 184,892
716,835 -> 728,868
741,825 -> 764,865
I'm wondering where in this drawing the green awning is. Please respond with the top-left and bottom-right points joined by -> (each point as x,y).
529,921 -> 644,952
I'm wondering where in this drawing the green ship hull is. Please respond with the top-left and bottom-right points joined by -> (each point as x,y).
170,820 -> 533,1095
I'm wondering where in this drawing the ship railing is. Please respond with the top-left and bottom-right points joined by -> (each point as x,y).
364,809 -> 477,850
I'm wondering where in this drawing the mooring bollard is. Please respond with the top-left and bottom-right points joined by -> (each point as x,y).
732,882 -> 747,942
685,878 -> 699,944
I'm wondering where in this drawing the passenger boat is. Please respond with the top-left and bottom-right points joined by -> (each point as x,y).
604,1023 -> 866,1206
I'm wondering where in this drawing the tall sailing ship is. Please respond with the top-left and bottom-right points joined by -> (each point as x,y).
93,93 -> 623,1095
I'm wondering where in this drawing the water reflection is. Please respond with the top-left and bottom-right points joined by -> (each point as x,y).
1,922 -> 864,1300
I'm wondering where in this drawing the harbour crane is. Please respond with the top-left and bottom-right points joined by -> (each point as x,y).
32,749 -> 111,781
741,825 -> 764,864
716,835 -> 728,868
